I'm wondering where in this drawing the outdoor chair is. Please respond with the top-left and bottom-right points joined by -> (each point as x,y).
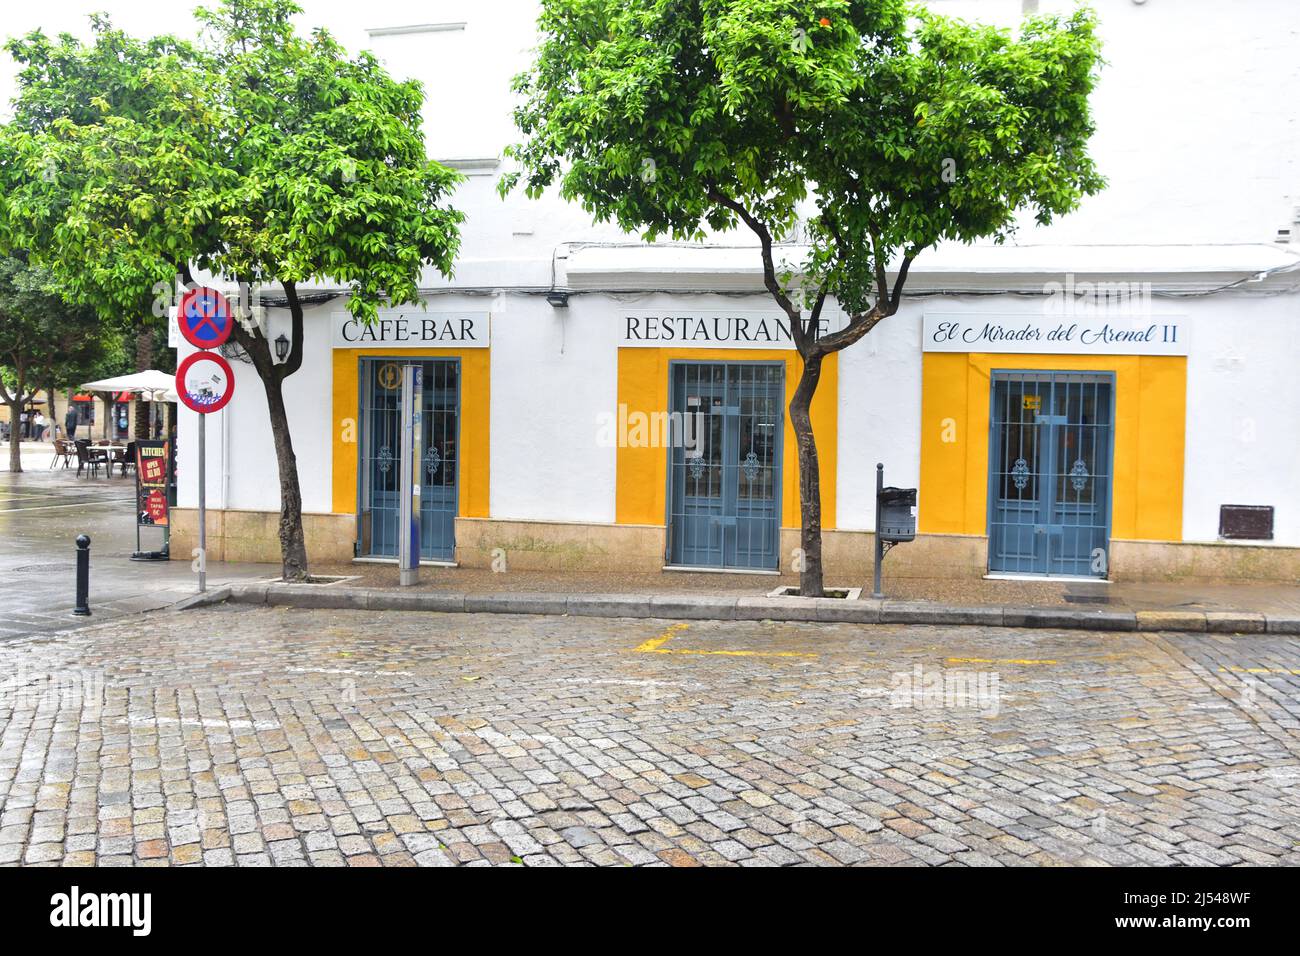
73,439 -> 106,478
49,439 -> 73,470
121,441 -> 136,478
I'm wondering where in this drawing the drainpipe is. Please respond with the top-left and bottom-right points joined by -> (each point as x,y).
221,384 -> 231,511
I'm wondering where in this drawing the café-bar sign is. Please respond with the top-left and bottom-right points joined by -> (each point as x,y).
620,310 -> 847,349
332,310 -> 490,349
922,312 -> 1189,356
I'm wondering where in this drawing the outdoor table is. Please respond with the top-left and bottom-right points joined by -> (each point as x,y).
88,442 -> 127,476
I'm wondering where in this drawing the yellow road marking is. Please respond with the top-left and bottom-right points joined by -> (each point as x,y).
632,622 -> 817,659
946,657 -> 1058,666
634,623 -> 690,653
1220,665 -> 1300,676
647,647 -> 817,659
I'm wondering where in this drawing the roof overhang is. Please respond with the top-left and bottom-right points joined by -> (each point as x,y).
561,242 -> 1300,295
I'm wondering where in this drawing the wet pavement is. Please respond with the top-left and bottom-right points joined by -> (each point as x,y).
1,604 -> 1298,866
0,460 -> 267,642
2,451 -> 1298,867
2,446 -> 1296,642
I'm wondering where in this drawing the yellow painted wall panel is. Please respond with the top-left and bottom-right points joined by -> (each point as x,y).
1135,357 -> 1186,541
331,348 -> 490,519
615,349 -> 837,531
918,352 -> 971,534
918,352 -> 1186,543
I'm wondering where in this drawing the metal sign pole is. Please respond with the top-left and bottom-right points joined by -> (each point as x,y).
135,458 -> 142,557
175,288 -> 236,594
872,462 -> 884,599
398,365 -> 422,586
198,411 -> 206,593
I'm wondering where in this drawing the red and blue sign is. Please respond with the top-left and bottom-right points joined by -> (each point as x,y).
176,351 -> 235,415
177,287 -> 235,350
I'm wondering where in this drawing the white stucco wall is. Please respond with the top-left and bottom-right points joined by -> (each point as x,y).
488,294 -> 619,524
1181,295 -> 1300,546
180,283 -> 1300,553
176,303 -> 335,515
835,304 -> 925,532
838,291 -> 1300,546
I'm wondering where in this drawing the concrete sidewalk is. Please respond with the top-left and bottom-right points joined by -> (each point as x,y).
0,466 -> 268,640
189,565 -> 1300,635
5,460 -> 1293,637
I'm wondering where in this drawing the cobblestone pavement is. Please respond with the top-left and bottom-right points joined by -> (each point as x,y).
2,605 -> 1298,867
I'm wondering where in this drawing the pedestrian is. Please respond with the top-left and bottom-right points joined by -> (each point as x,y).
65,405 -> 79,441
32,410 -> 46,441
19,408 -> 28,440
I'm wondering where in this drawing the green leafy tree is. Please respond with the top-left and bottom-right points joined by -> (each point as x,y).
504,0 -> 1105,595
0,16 -> 218,433
1,0 -> 464,579
0,15 -> 219,312
0,254 -> 117,471
193,0 -> 464,579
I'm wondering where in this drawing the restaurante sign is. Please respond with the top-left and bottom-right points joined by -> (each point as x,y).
922,313 -> 1189,356
620,310 -> 848,349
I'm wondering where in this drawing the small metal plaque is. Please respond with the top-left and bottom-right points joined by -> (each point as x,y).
1218,504 -> 1273,541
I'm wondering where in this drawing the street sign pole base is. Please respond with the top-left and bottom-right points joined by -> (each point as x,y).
399,567 -> 419,587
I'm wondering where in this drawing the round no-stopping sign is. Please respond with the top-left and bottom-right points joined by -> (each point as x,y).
177,286 -> 235,349
176,351 -> 235,414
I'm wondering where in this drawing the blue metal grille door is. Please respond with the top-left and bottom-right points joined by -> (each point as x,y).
667,362 -> 782,570
358,358 -> 459,561
988,371 -> 1113,577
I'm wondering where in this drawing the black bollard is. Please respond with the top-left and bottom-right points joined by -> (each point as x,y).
73,534 -> 91,616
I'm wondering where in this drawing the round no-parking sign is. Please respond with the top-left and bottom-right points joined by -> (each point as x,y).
176,351 -> 235,414
177,287 -> 235,349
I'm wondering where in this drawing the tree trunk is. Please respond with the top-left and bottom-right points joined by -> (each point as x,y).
46,382 -> 56,441
261,372 -> 309,581
133,328 -> 153,440
6,366 -> 27,473
790,351 -> 825,597
6,400 -> 20,473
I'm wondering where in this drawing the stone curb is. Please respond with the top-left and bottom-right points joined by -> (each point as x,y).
1265,614 -> 1300,635
199,583 -> 1300,635
168,586 -> 231,612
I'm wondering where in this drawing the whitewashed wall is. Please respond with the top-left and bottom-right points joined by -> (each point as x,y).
175,303 -> 335,515
835,304 -> 925,531
180,284 -> 1300,553
1181,295 -> 1300,546
489,294 -> 619,524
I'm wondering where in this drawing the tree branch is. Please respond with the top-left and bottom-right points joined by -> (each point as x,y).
279,279 -> 304,380
811,306 -> 884,355
867,223 -> 889,312
889,251 -> 917,314
806,290 -> 828,344
705,180 -> 797,323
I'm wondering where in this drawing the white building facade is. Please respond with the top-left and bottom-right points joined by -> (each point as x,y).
173,0 -> 1300,584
